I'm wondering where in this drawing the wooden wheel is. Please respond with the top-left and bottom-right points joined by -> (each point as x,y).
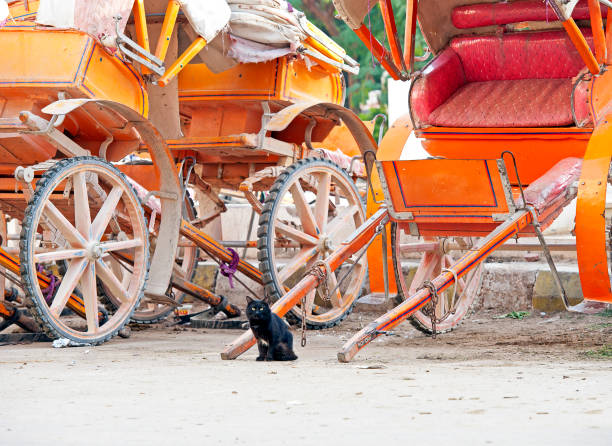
20,157 -> 149,345
258,158 -> 366,329
391,222 -> 484,334
107,197 -> 199,324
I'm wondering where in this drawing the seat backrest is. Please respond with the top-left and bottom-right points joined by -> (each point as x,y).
452,0 -> 604,29
450,29 -> 593,82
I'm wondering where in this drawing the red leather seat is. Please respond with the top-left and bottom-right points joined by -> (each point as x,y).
428,78 -> 573,127
452,0 -> 604,29
410,30 -> 593,128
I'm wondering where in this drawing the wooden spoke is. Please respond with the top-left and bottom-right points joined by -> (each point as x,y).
313,172 -> 331,233
304,289 -> 316,317
274,221 -> 318,246
21,158 -> 150,343
49,258 -> 88,316
73,172 -> 92,239
326,272 -> 343,308
91,186 -> 123,241
100,239 -> 143,253
399,241 -> 439,253
289,181 -> 319,237
257,159 -> 366,329
34,248 -> 87,263
409,252 -> 442,294
277,246 -> 319,283
395,227 -> 485,334
326,205 -> 360,239
43,201 -> 87,248
96,259 -> 130,305
80,261 -> 99,333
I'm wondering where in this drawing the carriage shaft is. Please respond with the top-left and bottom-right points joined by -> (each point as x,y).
179,220 -> 263,284
220,208 -> 390,360
0,301 -> 40,333
337,209 -> 532,362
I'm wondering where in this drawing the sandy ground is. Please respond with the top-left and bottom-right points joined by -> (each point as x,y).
1,310 -> 611,445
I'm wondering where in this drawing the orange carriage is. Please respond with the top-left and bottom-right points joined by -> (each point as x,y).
221,0 -> 612,361
0,0 -> 377,344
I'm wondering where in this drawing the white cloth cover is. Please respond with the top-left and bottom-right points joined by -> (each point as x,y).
333,0 -> 379,29
226,35 -> 293,63
36,0 -> 133,44
75,0 -> 134,42
36,0 -> 76,28
229,11 -> 304,46
177,0 -> 231,43
0,1 -> 9,26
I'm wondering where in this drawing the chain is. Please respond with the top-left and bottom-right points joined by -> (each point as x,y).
418,269 -> 462,338
301,295 -> 307,347
308,260 -> 330,302
417,280 -> 440,339
301,259 -> 334,347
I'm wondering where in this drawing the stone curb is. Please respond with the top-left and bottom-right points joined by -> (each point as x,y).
190,260 -> 583,314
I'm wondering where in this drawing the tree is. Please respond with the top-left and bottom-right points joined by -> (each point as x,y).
293,0 -> 429,114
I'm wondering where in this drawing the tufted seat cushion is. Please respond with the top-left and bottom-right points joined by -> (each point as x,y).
450,31 -> 591,81
411,29 -> 593,128
428,79 -> 573,127
452,0 -> 604,29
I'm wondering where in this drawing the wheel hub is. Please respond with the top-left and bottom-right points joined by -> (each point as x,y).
319,235 -> 334,255
86,242 -> 103,261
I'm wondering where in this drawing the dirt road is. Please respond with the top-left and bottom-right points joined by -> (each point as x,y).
1,311 -> 611,445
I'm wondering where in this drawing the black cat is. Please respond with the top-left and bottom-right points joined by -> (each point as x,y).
245,297 -> 298,361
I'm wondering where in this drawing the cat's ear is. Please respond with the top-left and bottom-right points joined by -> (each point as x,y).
246,296 -> 254,304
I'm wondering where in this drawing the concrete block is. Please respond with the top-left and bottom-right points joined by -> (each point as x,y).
532,270 -> 582,312
191,262 -> 217,291
479,263 -> 536,311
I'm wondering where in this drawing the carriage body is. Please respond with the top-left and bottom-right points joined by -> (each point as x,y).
0,0 -> 375,343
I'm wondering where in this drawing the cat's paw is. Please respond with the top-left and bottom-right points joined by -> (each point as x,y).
256,356 -> 265,361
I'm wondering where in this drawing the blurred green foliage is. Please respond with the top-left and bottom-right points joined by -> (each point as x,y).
292,0 -> 429,114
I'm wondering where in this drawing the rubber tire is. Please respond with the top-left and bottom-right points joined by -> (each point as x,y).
20,156 -> 149,345
257,158 -> 366,329
390,222 -> 484,335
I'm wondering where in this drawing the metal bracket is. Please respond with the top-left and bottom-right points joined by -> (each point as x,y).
408,222 -> 420,237
114,16 -> 165,76
142,190 -> 179,205
304,118 -> 316,152
258,102 -> 274,149
372,113 -> 387,146
526,205 -> 572,310
491,213 -> 511,222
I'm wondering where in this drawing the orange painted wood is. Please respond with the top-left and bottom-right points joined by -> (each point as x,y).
403,0 -> 418,70
417,127 -> 591,184
576,116 -> 612,303
338,210 -> 532,362
562,18 -> 600,74
588,0 -> 606,64
381,159 -> 511,220
221,208 -> 389,360
606,9 -> 612,64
